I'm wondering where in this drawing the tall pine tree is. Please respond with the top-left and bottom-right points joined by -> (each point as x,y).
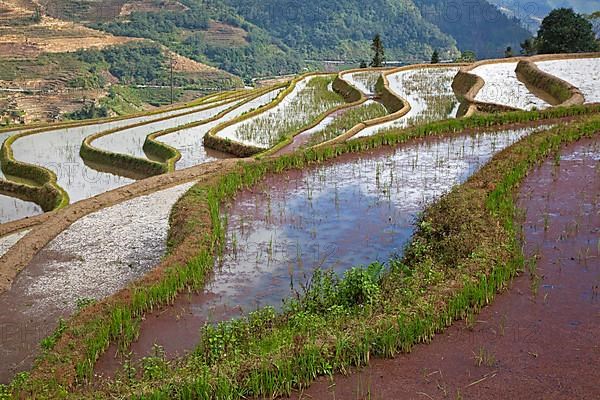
370,34 -> 385,67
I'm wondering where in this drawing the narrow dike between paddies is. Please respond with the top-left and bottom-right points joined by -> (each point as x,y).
212,75 -> 346,151
0,131 -> 43,223
470,61 -> 550,110
289,133 -> 600,399
151,88 -> 284,170
94,124 -> 550,378
0,182 -> 196,383
2,94 -> 239,223
354,66 -> 463,139
341,69 -> 388,97
535,57 -> 600,104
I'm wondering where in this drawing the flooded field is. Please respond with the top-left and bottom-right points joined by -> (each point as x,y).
0,229 -> 30,257
536,58 -> 600,104
159,88 -> 283,169
217,76 -> 345,148
93,100 -> 241,159
355,67 -> 460,138
95,125 -> 545,374
342,70 -> 382,96
0,182 -> 194,383
0,194 -> 42,224
472,62 -> 549,110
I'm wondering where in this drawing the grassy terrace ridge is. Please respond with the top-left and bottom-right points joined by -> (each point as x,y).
0,88 -> 252,212
204,73 -> 348,157
144,83 -> 289,169
79,88 -> 262,179
319,63 -> 469,147
451,52 -> 600,115
4,103 -> 599,399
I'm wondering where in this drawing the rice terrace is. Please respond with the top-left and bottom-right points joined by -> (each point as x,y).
0,0 -> 599,399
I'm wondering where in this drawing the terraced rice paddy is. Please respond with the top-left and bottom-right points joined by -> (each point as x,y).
342,70 -> 382,96
355,67 -> 460,138
216,76 -> 345,148
158,88 -> 283,169
93,100 -> 241,159
0,194 -> 42,224
472,62 -> 549,110
102,125 -> 544,366
536,57 -> 600,104
0,181 -> 194,382
7,99 -> 227,207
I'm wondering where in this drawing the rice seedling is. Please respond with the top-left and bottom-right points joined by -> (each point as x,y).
218,76 -> 345,148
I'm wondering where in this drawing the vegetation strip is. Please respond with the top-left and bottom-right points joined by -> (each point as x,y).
5,104 -> 600,398
0,89 -> 251,212
204,73 -> 347,157
110,116 -> 600,399
80,91 -> 256,179
452,53 -> 600,114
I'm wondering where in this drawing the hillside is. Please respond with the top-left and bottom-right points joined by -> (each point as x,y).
0,0 -> 242,123
225,0 -> 531,60
36,0 -> 533,79
487,0 -> 599,33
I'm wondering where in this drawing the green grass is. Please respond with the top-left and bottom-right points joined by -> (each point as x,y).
7,104 -> 600,399
306,101 -> 388,146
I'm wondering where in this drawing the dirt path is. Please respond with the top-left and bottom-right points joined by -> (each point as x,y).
288,136 -> 600,400
0,158 -> 247,294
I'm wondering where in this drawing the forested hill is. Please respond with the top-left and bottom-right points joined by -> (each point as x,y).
224,0 -> 531,60
40,0 -> 532,79
222,0 -> 459,61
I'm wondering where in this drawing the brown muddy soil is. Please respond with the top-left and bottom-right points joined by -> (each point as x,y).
287,136 -> 600,400
0,158 -> 245,294
94,124 -> 548,379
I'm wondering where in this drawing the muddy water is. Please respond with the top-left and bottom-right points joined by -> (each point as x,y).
94,126 -> 543,376
0,182 -> 194,383
289,135 -> 600,400
94,100 -> 241,159
159,88 -> 283,170
355,67 -> 461,138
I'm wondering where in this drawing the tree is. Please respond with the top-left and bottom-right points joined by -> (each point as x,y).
504,46 -> 513,57
31,6 -> 42,23
520,38 -> 537,55
359,60 -> 367,68
537,8 -> 599,54
455,50 -> 476,63
370,34 -> 385,68
430,49 -> 440,64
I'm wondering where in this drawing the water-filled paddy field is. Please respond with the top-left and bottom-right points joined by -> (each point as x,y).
95,125 -> 548,373
471,62 -> 549,110
536,57 -> 600,104
216,76 -> 346,148
93,100 -> 242,159
0,182 -> 194,382
342,70 -> 383,96
355,67 -> 461,138
159,88 -> 283,169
